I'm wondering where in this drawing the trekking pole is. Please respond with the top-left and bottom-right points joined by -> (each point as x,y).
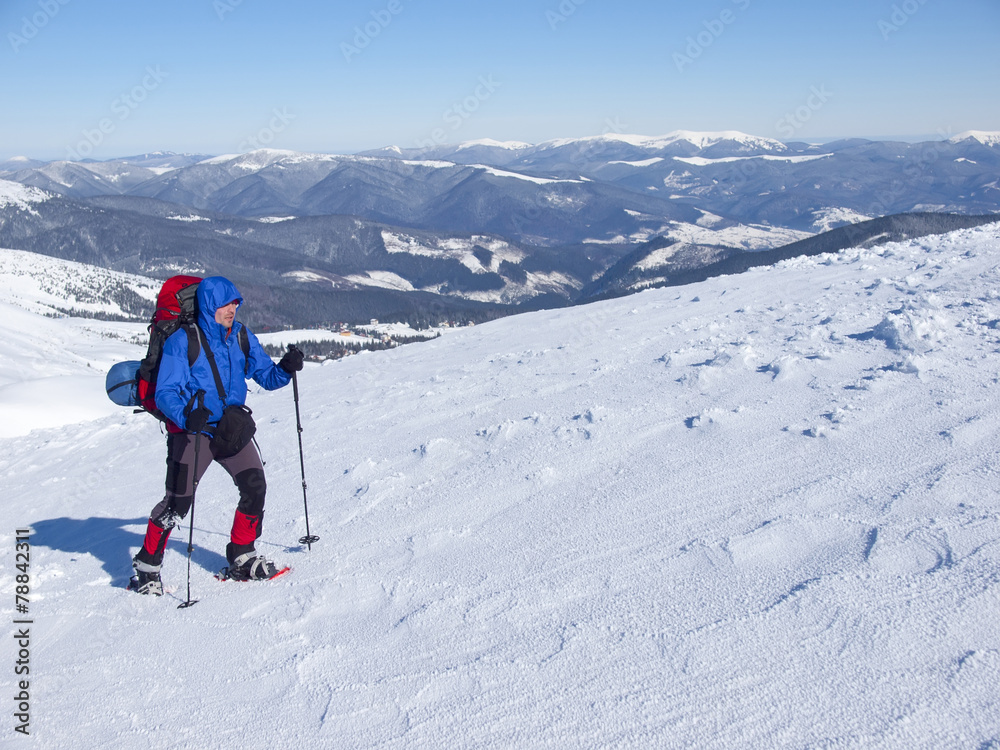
289,345 -> 319,550
178,391 -> 205,610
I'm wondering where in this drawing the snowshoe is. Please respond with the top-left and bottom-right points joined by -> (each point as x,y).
224,552 -> 283,581
128,568 -> 163,596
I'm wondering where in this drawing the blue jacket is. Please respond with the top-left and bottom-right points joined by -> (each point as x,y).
155,276 -> 291,433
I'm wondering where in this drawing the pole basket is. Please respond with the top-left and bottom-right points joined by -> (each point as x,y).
299,534 -> 320,545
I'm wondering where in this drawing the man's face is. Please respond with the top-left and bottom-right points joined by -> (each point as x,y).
215,300 -> 239,328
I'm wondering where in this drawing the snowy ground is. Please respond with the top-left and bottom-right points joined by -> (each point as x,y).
2,225 -> 1000,747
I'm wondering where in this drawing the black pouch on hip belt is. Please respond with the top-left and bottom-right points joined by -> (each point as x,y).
211,404 -> 256,458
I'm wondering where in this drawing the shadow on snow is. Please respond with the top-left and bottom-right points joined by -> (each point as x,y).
31,516 -> 228,587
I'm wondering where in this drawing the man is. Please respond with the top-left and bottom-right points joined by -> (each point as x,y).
131,276 -> 304,595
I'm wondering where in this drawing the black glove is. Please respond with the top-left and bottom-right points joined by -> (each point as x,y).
279,347 -> 304,373
185,406 -> 212,434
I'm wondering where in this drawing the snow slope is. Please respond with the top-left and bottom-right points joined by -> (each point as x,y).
0,248 -> 157,438
2,225 -> 1000,748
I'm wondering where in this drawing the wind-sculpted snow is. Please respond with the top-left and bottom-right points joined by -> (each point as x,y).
1,226 -> 999,747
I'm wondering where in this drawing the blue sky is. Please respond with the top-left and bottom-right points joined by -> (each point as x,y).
2,0 -> 997,160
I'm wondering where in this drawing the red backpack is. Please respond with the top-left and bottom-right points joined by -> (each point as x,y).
135,275 -> 204,425
105,275 -> 250,430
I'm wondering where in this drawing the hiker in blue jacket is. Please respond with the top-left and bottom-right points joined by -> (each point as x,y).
131,276 -> 304,595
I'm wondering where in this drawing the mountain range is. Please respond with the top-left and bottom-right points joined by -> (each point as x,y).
1,130 -> 998,325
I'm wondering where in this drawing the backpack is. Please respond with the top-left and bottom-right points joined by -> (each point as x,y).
105,275 -> 250,427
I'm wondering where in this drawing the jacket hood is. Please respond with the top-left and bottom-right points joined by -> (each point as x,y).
197,276 -> 243,332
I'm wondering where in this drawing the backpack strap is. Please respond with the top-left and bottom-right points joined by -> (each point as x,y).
184,324 -> 200,367
195,325 -> 229,403
239,326 -> 250,376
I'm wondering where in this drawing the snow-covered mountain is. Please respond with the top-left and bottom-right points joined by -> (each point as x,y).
6,160 -> 166,198
0,180 -> 585,322
109,148 -> 706,245
368,130 -> 790,166
363,138 -> 536,166
0,176 -> 800,322
0,155 -> 48,172
2,170 -> 995,327
528,129 -> 790,159
948,130 -> 1000,148
5,131 -> 998,238
113,151 -> 213,169
2,130 -> 998,326
2,223 -> 999,747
